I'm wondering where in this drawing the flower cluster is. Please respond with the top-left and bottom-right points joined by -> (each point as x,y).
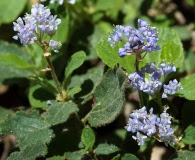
13,3 -> 61,52
107,19 -> 160,57
40,0 -> 76,5
128,61 -> 183,98
125,106 -> 176,146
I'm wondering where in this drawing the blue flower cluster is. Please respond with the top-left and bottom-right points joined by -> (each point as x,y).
107,19 -> 160,57
13,3 -> 61,52
128,61 -> 183,98
125,106 -> 176,146
40,0 -> 76,5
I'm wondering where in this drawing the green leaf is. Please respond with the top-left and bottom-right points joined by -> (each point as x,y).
185,0 -> 195,6
81,126 -> 95,150
68,66 -> 104,103
95,0 -> 124,11
29,77 -> 57,95
182,123 -> 195,144
141,27 -> 184,69
178,74 -> 195,100
169,150 -> 195,160
64,151 -> 85,160
160,41 -> 183,67
42,101 -> 79,126
88,68 -> 127,127
121,154 -> 139,160
172,26 -> 191,41
0,0 -> 27,24
94,143 -> 120,155
97,38 -> 135,74
0,42 -> 35,83
63,51 -> 86,88
47,156 -> 65,160
67,86 -> 82,99
0,54 -> 35,70
7,141 -> 47,160
28,84 -> 55,108
0,111 -> 53,159
111,154 -> 120,160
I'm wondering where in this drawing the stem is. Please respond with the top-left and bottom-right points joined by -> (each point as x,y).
135,54 -> 144,107
42,47 -> 63,97
156,95 -> 164,112
81,112 -> 90,125
45,57 -> 63,96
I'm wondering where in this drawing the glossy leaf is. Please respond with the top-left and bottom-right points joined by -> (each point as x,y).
94,143 -> 120,155
63,51 -> 86,88
121,154 -> 139,160
178,74 -> 195,100
81,126 -> 95,150
141,27 -> 184,69
64,151 -> 85,160
182,123 -> 195,144
97,37 -> 135,74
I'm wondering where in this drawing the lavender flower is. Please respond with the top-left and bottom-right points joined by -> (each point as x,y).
13,3 -> 61,52
162,79 -> 183,98
40,0 -> 76,5
125,106 -> 176,146
107,19 -> 160,57
128,61 -> 183,98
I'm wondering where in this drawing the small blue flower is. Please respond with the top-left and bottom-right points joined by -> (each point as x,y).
107,19 -> 160,57
125,106 -> 176,146
162,79 -> 183,98
13,3 -> 61,52
128,62 -> 183,97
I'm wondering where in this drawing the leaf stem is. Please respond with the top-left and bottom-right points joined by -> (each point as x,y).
42,47 -> 63,98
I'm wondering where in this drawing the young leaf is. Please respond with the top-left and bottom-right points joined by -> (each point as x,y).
178,74 -> 195,100
42,101 -> 79,126
121,154 -> 139,160
97,37 -> 135,74
66,86 -> 82,99
94,143 -> 120,155
111,154 -> 120,160
182,123 -> 195,144
141,27 -> 184,69
88,68 -> 127,127
63,51 -> 86,88
81,126 -> 95,150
